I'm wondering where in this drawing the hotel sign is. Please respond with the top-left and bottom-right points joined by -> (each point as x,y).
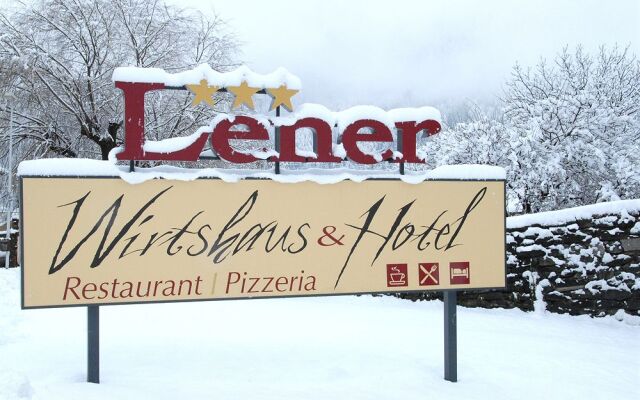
21,177 -> 505,308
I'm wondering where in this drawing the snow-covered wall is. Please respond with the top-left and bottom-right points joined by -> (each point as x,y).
401,200 -> 640,319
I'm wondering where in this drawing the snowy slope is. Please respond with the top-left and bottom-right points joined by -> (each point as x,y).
0,268 -> 637,400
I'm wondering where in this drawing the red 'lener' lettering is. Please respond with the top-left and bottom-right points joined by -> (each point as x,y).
114,80 -> 441,164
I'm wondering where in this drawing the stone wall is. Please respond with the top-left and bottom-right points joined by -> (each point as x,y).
0,218 -> 19,268
398,200 -> 640,318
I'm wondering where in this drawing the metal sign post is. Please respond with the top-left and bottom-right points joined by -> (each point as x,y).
87,305 -> 99,383
275,106 -> 281,174
444,290 -> 457,382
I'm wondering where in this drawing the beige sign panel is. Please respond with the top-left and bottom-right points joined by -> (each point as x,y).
21,177 -> 505,308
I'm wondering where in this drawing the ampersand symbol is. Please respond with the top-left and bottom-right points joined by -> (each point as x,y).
317,226 -> 345,246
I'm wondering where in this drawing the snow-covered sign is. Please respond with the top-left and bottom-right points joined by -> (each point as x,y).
18,65 -> 506,309
112,65 -> 442,163
20,176 -> 505,308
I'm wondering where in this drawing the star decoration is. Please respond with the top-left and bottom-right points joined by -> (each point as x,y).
267,85 -> 299,112
186,79 -> 219,107
227,81 -> 261,110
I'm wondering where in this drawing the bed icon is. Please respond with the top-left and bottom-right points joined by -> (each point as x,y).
449,262 -> 470,285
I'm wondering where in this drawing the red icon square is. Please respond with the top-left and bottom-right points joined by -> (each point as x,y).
449,262 -> 470,285
386,264 -> 408,287
419,263 -> 439,286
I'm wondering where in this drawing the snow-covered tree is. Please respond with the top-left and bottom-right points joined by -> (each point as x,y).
430,47 -> 640,214
429,105 -> 555,212
502,46 -> 640,212
0,0 -> 239,212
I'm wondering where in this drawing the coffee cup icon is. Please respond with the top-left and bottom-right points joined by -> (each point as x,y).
387,264 -> 408,286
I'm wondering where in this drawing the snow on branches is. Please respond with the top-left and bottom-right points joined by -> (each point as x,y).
431,47 -> 640,214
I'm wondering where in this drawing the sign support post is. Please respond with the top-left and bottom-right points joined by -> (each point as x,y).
87,305 -> 99,383
274,106 -> 281,174
444,290 -> 457,382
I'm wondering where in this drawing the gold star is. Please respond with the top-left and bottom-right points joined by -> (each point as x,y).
186,79 -> 219,107
267,85 -> 299,112
227,81 -> 261,110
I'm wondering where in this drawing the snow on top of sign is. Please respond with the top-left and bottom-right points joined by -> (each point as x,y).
17,159 -> 505,184
247,149 -> 279,160
18,159 -> 122,177
112,64 -> 302,90
507,200 -> 640,229
335,105 -> 395,131
387,107 -> 443,122
136,114 -> 276,156
141,129 -> 207,154
273,103 -> 442,128
422,164 -> 503,180
287,103 -> 335,122
295,149 -> 318,158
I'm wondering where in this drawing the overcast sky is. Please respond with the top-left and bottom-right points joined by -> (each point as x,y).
161,1 -> 637,110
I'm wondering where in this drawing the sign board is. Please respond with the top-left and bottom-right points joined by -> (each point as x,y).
21,177 -> 505,308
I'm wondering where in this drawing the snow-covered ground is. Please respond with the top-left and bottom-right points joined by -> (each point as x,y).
0,268 -> 637,400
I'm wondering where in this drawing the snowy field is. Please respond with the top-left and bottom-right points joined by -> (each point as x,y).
0,268 -> 637,400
